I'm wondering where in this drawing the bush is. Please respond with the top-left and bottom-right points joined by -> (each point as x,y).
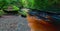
0,10 -> 4,16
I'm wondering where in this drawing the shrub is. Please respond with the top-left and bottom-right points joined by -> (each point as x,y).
0,10 -> 4,16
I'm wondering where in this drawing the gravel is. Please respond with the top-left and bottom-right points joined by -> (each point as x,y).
0,15 -> 30,31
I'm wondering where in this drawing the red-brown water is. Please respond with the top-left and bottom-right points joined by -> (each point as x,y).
27,14 -> 60,31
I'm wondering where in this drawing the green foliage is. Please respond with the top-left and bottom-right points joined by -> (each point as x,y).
12,5 -> 19,10
0,0 -> 21,9
0,10 -> 4,16
20,0 -> 60,10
